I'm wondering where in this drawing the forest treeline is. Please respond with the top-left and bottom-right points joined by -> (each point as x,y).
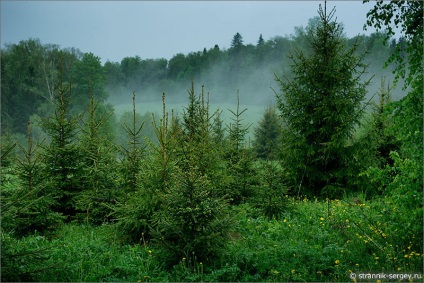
1,16 -> 403,136
1,2 -> 423,281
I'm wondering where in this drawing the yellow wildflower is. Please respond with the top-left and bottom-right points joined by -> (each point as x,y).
335,260 -> 340,265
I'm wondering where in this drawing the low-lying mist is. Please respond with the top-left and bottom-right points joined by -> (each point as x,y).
107,54 -> 405,134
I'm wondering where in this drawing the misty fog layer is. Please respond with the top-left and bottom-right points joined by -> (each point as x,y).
2,18 -> 406,138
105,31 -> 405,115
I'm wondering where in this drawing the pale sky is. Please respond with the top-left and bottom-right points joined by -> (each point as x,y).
1,1 -> 377,64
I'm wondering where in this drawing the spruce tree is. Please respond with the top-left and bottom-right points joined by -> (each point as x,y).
76,83 -> 118,224
253,105 -> 281,159
1,122 -> 63,236
118,91 -> 144,194
152,83 -> 231,267
40,54 -> 84,220
255,159 -> 288,220
276,3 -> 370,196
224,93 -> 257,204
113,93 -> 178,242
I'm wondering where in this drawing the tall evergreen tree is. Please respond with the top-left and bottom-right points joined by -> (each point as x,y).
40,54 -> 84,220
76,83 -> 118,224
2,121 -> 63,236
118,91 -> 144,194
152,83 -> 231,267
257,34 -> 265,46
231,32 -> 244,50
113,93 -> 177,243
276,3 -> 370,196
253,105 -> 281,159
224,93 -> 257,204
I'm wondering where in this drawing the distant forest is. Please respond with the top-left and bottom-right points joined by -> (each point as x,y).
1,16 -> 404,136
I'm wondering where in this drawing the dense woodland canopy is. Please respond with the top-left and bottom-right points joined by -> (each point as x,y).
1,1 -> 422,281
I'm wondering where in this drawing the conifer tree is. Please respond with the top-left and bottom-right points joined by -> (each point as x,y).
118,91 -> 144,194
257,34 -> 265,46
370,78 -> 399,166
276,3 -> 370,196
40,53 -> 84,220
224,93 -> 257,204
76,82 -> 118,224
152,83 -> 231,267
211,108 -> 226,148
2,121 -> 63,236
255,159 -> 288,220
148,93 -> 179,193
253,105 -> 281,159
113,93 -> 179,242
231,32 -> 244,50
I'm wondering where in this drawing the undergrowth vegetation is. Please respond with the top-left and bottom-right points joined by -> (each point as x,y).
2,196 -> 421,282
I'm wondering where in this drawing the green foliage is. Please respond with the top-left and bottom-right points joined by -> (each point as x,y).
231,32 -> 244,50
253,105 -> 281,159
0,132 -> 17,169
224,93 -> 258,204
33,224 -> 166,282
254,160 -> 289,220
2,196 -> 422,282
0,39 -> 51,134
71,52 -> 107,111
1,39 -> 80,135
144,93 -> 179,194
1,232 -> 56,282
222,197 -> 422,282
152,165 -> 231,267
276,4 -> 370,196
75,87 -> 119,224
364,0 -> 423,88
113,93 -> 178,243
152,83 -> 231,267
211,109 -> 226,147
362,0 -> 423,253
3,121 -> 63,236
116,110 -> 156,149
40,55 -> 84,220
118,92 -> 144,194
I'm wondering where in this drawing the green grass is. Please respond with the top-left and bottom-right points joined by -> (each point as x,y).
7,195 -> 422,282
